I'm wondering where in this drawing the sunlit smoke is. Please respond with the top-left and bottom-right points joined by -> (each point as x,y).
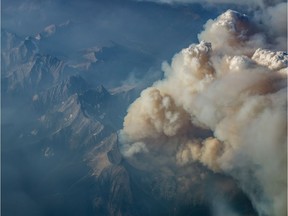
120,3 -> 287,216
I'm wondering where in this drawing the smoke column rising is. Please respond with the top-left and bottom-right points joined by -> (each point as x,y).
120,2 -> 287,216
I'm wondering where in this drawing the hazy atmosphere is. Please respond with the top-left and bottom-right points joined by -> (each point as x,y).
1,0 -> 287,216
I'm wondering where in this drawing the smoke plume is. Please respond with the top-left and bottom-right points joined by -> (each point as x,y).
120,2 -> 287,216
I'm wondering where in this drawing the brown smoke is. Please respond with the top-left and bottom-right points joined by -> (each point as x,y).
120,4 -> 287,216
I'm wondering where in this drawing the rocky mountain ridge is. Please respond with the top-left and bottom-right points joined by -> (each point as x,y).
1,26 -> 258,216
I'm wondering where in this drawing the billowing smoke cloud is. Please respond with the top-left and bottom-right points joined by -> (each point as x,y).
120,2 -> 287,216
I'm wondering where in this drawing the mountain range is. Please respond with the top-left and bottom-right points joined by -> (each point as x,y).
2,19 -> 258,216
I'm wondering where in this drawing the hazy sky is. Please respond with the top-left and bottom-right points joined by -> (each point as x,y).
2,0 -> 220,57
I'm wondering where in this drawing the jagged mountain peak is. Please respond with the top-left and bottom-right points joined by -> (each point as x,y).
35,20 -> 74,40
1,29 -> 23,50
95,84 -> 109,94
33,75 -> 89,112
63,75 -> 88,93
79,85 -> 111,106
